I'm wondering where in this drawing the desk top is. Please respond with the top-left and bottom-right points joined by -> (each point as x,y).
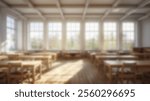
132,53 -> 150,56
0,56 -> 8,60
0,60 -> 42,67
104,60 -> 150,67
96,55 -> 137,59
19,55 -> 52,59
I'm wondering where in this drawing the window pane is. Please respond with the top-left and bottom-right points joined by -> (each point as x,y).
48,22 -> 62,50
103,22 -> 117,50
66,22 -> 80,50
29,22 -> 43,50
6,16 -> 16,51
85,22 -> 99,50
122,22 -> 135,50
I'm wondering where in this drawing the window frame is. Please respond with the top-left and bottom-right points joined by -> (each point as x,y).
6,15 -> 17,52
85,22 -> 100,50
24,20 -> 137,52
103,22 -> 118,51
48,22 -> 62,50
122,22 -> 135,51
66,22 -> 81,50
28,21 -> 44,50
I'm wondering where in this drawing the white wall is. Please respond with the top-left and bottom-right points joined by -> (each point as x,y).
0,9 -> 142,51
141,18 -> 150,47
0,8 -> 7,52
0,8 -> 23,52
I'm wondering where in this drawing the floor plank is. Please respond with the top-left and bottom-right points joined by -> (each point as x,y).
36,59 -> 106,84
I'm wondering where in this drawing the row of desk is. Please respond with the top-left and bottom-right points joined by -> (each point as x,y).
0,56 -> 8,61
104,60 -> 150,83
61,51 -> 83,59
0,60 -> 42,84
94,55 -> 138,66
0,52 -> 58,84
89,52 -> 150,83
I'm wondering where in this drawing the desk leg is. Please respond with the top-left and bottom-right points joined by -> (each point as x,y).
46,59 -> 49,69
108,66 -> 112,83
103,64 -> 106,73
39,64 -> 42,79
32,67 -> 35,84
7,68 -> 10,84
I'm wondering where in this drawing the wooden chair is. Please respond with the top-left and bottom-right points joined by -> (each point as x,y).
105,67 -> 120,84
8,54 -> 19,60
111,68 -> 120,83
142,72 -> 150,84
0,68 -> 8,83
117,62 -> 137,84
8,63 -> 31,84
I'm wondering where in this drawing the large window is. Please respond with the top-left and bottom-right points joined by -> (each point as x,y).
6,16 -> 16,51
85,22 -> 99,50
29,22 -> 43,50
66,22 -> 80,50
48,22 -> 62,50
104,22 -> 117,50
122,22 -> 135,50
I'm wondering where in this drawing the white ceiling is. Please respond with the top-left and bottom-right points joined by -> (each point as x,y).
60,0 -> 85,5
91,0 -> 115,5
0,0 -> 150,20
120,0 -> 142,5
31,0 -> 56,5
40,8 -> 60,14
3,0 -> 25,5
87,8 -> 106,14
63,8 -> 83,14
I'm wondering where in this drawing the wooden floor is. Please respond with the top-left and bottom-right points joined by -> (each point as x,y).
36,59 -> 107,84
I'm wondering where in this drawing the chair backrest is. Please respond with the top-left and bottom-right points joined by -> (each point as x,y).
8,54 -> 19,60
8,62 -> 22,73
122,62 -> 137,73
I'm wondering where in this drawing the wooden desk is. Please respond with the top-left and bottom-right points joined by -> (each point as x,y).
132,53 -> 150,59
63,51 -> 82,59
21,61 -> 42,83
89,52 -> 118,63
89,53 -> 100,63
48,53 -> 58,61
6,53 -> 24,60
19,55 -> 52,70
0,56 -> 8,61
31,52 -> 58,61
104,60 -> 150,83
0,60 -> 42,84
96,55 -> 137,60
90,53 -> 96,63
95,55 -> 138,66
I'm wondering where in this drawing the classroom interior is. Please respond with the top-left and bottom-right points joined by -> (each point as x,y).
0,0 -> 150,84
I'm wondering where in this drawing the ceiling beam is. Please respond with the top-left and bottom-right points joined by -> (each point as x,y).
24,0 -> 46,20
138,0 -> 150,8
56,0 -> 65,20
101,0 -> 120,20
10,4 -> 150,11
112,0 -> 120,7
138,12 -> 150,21
101,10 -> 111,20
120,0 -> 150,20
138,0 -> 150,21
11,4 -> 140,9
24,13 -> 143,18
0,0 -> 26,20
82,0 -> 91,20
